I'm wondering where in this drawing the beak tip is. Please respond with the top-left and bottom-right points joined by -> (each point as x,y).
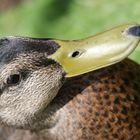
127,25 -> 140,37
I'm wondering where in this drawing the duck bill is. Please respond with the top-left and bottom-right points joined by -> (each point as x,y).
49,23 -> 140,77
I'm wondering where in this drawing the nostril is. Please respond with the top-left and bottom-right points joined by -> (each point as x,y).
127,26 -> 140,37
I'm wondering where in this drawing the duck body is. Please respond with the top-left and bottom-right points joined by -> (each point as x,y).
0,58 -> 140,140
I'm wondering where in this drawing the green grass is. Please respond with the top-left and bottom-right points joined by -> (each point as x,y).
0,0 -> 139,63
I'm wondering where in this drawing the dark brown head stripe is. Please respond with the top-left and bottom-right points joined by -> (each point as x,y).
0,37 -> 60,64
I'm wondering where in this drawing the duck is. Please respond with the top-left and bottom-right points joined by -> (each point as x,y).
0,23 -> 140,140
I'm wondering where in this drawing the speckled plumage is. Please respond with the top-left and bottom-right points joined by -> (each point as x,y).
0,59 -> 140,140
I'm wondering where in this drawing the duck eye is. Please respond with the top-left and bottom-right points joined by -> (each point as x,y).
6,74 -> 21,85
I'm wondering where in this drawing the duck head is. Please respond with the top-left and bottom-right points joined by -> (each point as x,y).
0,23 -> 139,130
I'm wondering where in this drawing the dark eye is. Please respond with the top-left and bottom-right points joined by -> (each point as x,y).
6,74 -> 21,85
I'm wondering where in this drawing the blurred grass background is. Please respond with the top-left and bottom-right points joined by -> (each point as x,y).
0,0 -> 139,63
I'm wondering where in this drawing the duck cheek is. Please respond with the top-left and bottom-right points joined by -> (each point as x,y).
21,70 -> 63,112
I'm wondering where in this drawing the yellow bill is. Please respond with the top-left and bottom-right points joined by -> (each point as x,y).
49,23 -> 140,77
